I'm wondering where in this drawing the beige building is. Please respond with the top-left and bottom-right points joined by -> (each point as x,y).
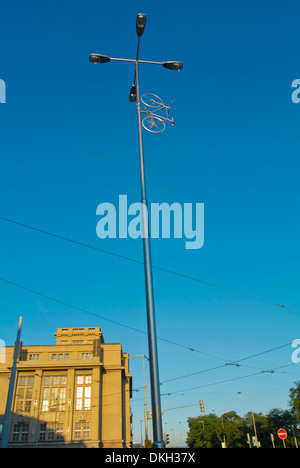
0,327 -> 132,448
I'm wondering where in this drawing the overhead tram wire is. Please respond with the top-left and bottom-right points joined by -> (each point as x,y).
0,277 -> 294,378
0,277 -> 233,362
0,216 -> 298,313
1,278 -> 298,401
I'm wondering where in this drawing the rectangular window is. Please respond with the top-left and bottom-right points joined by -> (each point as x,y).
74,422 -> 81,440
42,388 -> 49,412
16,388 -> 25,412
84,386 -> 91,410
74,422 -> 90,440
82,352 -> 92,359
76,387 -> 83,410
21,424 -> 29,441
75,375 -> 92,412
58,387 -> 66,411
60,376 -> 67,385
48,424 -> 55,440
50,387 -> 58,411
27,376 -> 34,386
44,376 -> 51,386
16,376 -> 34,413
39,423 -> 46,441
24,388 -> 33,412
29,354 -> 39,360
11,423 -> 29,442
12,424 -> 20,442
41,375 -> 67,412
56,423 -> 64,440
83,422 -> 90,439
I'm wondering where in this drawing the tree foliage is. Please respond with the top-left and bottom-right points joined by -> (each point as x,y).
186,381 -> 300,448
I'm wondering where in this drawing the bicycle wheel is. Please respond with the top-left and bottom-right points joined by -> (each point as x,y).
142,115 -> 166,133
141,93 -> 163,109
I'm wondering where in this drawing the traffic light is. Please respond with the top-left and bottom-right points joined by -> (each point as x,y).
199,400 -> 204,412
164,433 -> 170,445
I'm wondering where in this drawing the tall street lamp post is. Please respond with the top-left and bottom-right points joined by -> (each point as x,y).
238,391 -> 259,448
89,14 -> 183,448
130,354 -> 150,444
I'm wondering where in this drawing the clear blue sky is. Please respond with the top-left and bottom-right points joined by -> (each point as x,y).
1,0 -> 300,446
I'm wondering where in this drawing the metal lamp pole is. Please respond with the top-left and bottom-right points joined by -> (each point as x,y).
130,354 -> 150,443
238,392 -> 259,448
0,316 -> 23,448
89,13 -> 182,448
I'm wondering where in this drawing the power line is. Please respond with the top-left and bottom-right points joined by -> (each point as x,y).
163,363 -> 300,396
0,277 -> 226,360
0,216 -> 298,312
0,277 -> 294,381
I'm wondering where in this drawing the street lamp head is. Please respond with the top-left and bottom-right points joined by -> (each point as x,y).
129,84 -> 137,102
162,61 -> 183,71
89,54 -> 111,64
136,13 -> 146,37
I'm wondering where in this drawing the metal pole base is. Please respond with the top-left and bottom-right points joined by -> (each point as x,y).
152,441 -> 166,449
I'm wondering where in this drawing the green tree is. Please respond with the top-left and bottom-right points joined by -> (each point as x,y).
289,381 -> 300,422
187,412 -> 247,448
243,411 -> 268,448
187,414 -> 220,448
221,411 -> 246,448
266,408 -> 296,448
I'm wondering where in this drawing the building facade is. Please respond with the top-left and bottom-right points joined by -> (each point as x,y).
0,327 -> 132,448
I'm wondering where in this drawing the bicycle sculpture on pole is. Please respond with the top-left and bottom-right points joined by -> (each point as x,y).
141,93 -> 175,133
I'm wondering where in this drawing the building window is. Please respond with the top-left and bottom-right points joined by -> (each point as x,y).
82,353 -> 92,359
51,353 -> 68,360
42,388 -> 49,412
38,423 -> 64,441
29,354 -> 39,360
16,376 -> 34,413
48,424 -> 55,440
74,422 -> 81,439
83,422 -> 90,439
21,424 -> 29,441
12,424 -> 20,442
75,375 -> 92,411
27,376 -> 34,386
56,423 -> 64,440
41,375 -> 67,412
19,377 -> 26,386
12,423 -> 29,442
74,422 -> 90,440
39,423 -> 46,440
